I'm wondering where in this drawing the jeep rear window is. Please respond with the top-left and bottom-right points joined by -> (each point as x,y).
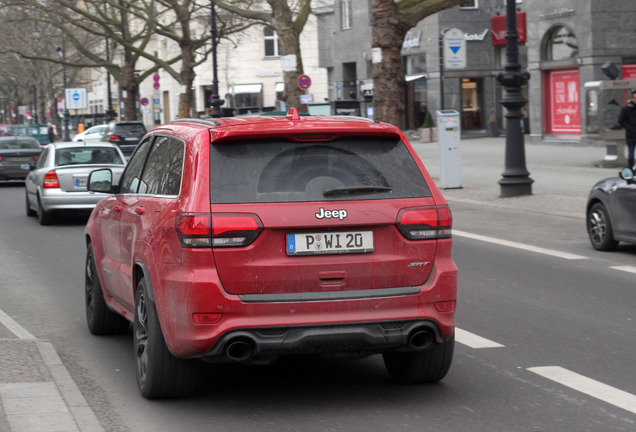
209,137 -> 431,203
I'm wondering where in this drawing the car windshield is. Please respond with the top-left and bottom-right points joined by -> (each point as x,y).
0,139 -> 40,150
56,147 -> 124,166
209,137 -> 431,203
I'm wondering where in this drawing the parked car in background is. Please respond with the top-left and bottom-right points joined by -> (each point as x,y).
84,109 -> 458,398
101,121 -> 147,156
0,136 -> 42,180
586,167 -> 636,250
73,124 -> 108,143
25,142 -> 126,225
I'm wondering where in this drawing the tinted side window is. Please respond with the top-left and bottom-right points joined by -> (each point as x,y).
119,138 -> 152,194
209,137 -> 431,203
139,136 -> 169,195
160,138 -> 184,196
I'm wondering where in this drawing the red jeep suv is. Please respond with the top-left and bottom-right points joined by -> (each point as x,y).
85,109 -> 458,398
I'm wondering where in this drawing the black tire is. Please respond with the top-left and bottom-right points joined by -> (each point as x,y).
85,244 -> 130,335
383,333 -> 455,384
25,190 -> 36,217
37,195 -> 53,226
587,202 -> 618,251
134,277 -> 194,399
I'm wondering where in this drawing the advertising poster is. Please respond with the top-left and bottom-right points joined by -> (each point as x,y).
549,69 -> 580,134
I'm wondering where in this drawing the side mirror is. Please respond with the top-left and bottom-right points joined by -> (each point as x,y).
88,169 -> 115,193
619,167 -> 634,182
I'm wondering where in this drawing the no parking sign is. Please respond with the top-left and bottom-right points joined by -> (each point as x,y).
298,74 -> 311,90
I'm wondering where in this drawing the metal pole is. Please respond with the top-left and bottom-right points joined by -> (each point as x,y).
497,0 -> 532,197
439,32 -> 445,110
32,84 -> 38,124
104,4 -> 116,122
60,37 -> 71,141
209,1 -> 224,117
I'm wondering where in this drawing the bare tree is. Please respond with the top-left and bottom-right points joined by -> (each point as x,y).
371,0 -> 469,127
213,0 -> 312,111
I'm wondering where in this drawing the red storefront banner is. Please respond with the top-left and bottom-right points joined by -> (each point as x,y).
491,11 -> 527,47
548,69 -> 581,134
622,64 -> 636,80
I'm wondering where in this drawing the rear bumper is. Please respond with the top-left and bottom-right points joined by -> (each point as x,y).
0,165 -> 31,180
149,243 -> 457,360
40,189 -> 106,212
201,320 -> 443,363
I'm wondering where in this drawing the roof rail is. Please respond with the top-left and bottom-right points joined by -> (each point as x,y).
169,118 -> 222,127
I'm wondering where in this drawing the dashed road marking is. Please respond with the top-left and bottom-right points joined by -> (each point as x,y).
453,230 -> 588,260
455,328 -> 505,348
610,265 -> 636,275
528,366 -> 636,415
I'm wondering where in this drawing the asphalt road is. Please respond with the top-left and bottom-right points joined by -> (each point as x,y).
0,180 -> 635,432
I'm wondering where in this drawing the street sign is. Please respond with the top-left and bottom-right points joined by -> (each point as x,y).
443,28 -> 466,70
153,73 -> 160,82
65,88 -> 88,109
153,82 -> 160,90
298,74 -> 311,90
140,97 -> 149,106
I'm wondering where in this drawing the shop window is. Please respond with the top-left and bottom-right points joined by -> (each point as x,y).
264,27 -> 280,57
460,0 -> 478,9
461,78 -> 483,129
546,26 -> 578,61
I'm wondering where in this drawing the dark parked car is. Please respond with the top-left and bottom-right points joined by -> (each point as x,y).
101,121 -> 147,156
586,167 -> 636,250
0,136 -> 42,180
85,109 -> 458,398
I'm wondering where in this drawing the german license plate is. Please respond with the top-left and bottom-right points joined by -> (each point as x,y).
21,163 -> 30,170
286,231 -> 374,256
75,178 -> 87,187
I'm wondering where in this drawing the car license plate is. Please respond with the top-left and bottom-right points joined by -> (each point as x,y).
21,163 -> 30,170
75,178 -> 87,187
124,137 -> 137,141
286,231 -> 374,255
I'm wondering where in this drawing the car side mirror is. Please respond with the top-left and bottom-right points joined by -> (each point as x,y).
619,167 -> 634,183
88,169 -> 116,193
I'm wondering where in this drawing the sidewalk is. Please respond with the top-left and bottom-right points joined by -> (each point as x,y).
411,136 -> 620,219
0,310 -> 104,432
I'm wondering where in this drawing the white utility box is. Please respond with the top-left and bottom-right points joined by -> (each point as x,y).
436,110 -> 462,189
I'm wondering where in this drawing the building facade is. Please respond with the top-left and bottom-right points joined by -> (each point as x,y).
318,0 -> 636,144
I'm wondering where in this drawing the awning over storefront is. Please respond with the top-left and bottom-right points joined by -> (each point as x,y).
231,84 -> 263,94
491,11 -> 527,46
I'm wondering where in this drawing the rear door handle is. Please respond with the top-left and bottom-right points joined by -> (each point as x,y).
134,207 -> 146,215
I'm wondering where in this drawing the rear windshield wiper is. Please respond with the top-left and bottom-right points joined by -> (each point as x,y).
323,186 -> 392,196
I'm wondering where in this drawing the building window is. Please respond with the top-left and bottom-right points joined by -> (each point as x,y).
264,27 -> 280,57
460,0 -> 478,9
546,26 -> 578,61
461,78 -> 483,130
341,0 -> 352,30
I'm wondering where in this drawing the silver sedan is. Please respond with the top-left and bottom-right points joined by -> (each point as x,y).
25,142 -> 126,225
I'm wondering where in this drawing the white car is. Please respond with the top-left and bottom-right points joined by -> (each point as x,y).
72,124 -> 108,143
25,142 -> 126,225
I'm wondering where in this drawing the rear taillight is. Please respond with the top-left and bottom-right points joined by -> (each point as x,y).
43,170 -> 60,189
397,206 -> 452,240
211,213 -> 263,247
174,213 -> 263,248
108,135 -> 121,142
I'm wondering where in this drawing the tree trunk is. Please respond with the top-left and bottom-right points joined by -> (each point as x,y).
178,40 -> 196,119
371,0 -> 410,128
273,3 -> 306,112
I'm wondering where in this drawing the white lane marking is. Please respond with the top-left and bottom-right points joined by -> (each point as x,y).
455,328 -> 505,348
0,308 -> 35,340
528,366 -> 636,415
453,230 -> 588,260
610,265 -> 636,275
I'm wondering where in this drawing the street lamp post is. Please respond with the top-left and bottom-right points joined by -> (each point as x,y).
497,0 -> 533,197
209,1 -> 224,117
57,38 -> 71,141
